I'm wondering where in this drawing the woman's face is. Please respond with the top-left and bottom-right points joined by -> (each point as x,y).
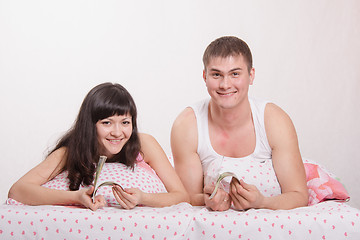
96,114 -> 133,158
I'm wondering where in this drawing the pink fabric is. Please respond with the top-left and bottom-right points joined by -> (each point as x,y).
304,162 -> 350,205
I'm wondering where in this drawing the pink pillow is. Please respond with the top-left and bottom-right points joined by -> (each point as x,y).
7,156 -> 166,207
304,160 -> 350,205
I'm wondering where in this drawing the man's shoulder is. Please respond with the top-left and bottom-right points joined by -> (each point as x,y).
264,102 -> 295,141
172,107 -> 197,129
171,107 -> 199,153
264,102 -> 289,119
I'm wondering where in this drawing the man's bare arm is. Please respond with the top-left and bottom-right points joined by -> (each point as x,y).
171,108 -> 205,206
263,103 -> 308,209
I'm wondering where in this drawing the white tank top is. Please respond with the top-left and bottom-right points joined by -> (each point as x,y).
190,98 -> 281,197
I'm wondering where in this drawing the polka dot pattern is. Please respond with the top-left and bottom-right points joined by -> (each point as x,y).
205,157 -> 281,198
7,158 -> 167,207
1,201 -> 360,239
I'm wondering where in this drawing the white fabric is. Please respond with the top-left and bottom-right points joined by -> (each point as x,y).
7,161 -> 167,207
1,201 -> 360,239
190,97 -> 281,197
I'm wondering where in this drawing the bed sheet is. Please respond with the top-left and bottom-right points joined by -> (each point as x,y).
1,201 -> 359,240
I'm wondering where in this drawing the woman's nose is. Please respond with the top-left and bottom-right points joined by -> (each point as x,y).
110,124 -> 122,137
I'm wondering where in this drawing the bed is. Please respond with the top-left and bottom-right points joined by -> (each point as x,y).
1,158 -> 359,240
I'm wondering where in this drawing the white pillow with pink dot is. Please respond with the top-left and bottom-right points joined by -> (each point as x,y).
6,157 -> 167,207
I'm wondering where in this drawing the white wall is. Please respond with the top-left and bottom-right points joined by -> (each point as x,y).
1,0 -> 359,208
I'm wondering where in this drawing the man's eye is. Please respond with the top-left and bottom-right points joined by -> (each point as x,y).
232,72 -> 239,76
212,73 -> 220,77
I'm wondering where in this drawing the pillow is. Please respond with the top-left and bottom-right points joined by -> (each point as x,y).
6,156 -> 350,207
303,159 -> 350,205
7,155 -> 167,207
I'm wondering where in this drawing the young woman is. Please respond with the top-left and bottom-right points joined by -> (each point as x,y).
8,82 -> 189,211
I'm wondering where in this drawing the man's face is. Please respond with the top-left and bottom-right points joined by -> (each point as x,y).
203,55 -> 255,109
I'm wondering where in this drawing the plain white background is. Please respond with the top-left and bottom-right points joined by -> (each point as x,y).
0,0 -> 359,209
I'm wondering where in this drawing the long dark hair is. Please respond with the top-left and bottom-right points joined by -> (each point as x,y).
50,82 -> 141,190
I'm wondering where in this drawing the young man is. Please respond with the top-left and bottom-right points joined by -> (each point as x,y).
171,36 -> 308,211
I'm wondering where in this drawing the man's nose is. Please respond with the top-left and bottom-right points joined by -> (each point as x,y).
219,76 -> 231,89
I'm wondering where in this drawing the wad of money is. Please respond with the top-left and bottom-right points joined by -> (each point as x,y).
209,171 -> 239,200
91,156 -> 124,203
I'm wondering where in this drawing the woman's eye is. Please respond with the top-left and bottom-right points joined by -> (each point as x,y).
102,121 -> 111,125
123,121 -> 131,125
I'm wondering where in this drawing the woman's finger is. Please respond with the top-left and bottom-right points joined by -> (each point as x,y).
112,187 -> 131,209
94,195 -> 106,208
86,186 -> 95,195
116,186 -> 136,203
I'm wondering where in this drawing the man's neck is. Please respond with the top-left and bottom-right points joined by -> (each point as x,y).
208,98 -> 252,131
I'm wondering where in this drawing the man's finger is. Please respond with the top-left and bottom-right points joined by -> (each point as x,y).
203,184 -> 215,194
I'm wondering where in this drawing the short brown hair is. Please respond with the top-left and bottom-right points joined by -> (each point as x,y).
202,36 -> 253,73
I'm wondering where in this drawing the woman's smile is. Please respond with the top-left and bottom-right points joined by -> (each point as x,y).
96,114 -> 133,158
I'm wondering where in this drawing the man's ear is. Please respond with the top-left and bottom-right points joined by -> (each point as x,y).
249,67 -> 255,85
203,69 -> 207,83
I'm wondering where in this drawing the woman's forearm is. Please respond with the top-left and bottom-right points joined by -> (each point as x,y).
8,182 -> 81,206
140,191 -> 190,208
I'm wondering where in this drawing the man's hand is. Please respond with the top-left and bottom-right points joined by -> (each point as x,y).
229,178 -> 265,210
203,184 -> 231,211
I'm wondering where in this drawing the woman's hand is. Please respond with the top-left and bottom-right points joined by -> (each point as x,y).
203,184 -> 231,211
229,178 -> 265,210
77,186 -> 106,211
112,185 -> 143,209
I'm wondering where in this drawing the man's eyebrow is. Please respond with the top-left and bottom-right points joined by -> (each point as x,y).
208,67 -> 243,72
229,67 -> 243,72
